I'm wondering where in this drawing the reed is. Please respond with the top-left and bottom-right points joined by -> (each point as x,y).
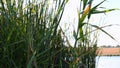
0,0 -> 117,68
69,0 -> 118,68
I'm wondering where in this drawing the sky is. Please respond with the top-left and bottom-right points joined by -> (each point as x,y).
60,0 -> 120,46
96,0 -> 120,46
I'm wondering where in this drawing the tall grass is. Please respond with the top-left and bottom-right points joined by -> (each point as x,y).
69,0 -> 117,68
0,0 -> 68,67
0,0 -> 117,68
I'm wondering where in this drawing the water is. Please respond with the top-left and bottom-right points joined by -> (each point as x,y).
96,56 -> 120,68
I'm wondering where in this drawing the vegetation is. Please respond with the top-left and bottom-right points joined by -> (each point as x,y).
0,0 -> 117,68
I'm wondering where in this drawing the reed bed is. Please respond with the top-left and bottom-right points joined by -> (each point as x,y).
0,0 -> 117,68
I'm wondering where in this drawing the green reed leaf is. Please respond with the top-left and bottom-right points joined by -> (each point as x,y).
89,24 -> 116,41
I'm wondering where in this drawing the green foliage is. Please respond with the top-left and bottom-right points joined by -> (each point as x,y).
72,0 -> 118,68
0,0 -> 117,68
0,0 -> 68,67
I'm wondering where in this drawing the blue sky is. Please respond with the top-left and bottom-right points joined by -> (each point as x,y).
60,0 -> 120,46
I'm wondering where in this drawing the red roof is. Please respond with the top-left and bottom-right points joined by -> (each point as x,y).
97,48 -> 120,56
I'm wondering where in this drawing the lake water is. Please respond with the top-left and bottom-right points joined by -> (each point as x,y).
96,56 -> 120,68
